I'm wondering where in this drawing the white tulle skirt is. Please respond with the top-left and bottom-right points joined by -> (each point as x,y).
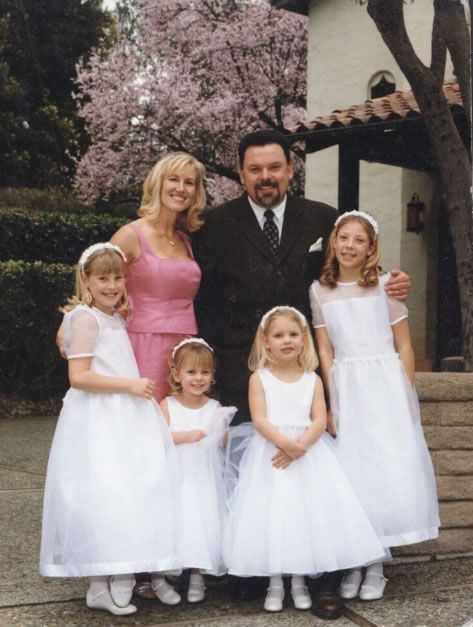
330,356 -> 440,547
223,427 -> 387,576
175,433 -> 228,575
40,390 -> 179,577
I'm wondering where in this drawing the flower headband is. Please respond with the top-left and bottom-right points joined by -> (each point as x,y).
171,337 -> 214,360
79,243 -> 127,269
260,306 -> 307,330
334,210 -> 379,238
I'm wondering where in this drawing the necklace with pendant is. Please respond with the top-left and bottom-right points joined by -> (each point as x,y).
155,224 -> 175,246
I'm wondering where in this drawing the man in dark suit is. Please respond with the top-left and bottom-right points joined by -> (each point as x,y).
193,130 -> 408,618
194,131 -> 337,424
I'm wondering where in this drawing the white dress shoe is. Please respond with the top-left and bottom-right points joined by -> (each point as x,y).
187,574 -> 205,603
339,569 -> 363,599
86,588 -> 137,615
359,572 -> 388,601
291,584 -> 312,610
152,578 -> 181,605
110,574 -> 136,607
264,586 -> 284,612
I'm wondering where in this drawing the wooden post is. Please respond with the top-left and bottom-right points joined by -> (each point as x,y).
338,143 -> 360,212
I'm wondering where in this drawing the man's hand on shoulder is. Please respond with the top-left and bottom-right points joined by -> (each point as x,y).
385,269 -> 411,301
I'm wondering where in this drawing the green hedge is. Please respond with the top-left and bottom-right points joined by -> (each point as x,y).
0,187 -> 90,214
0,209 -> 127,263
0,260 -> 74,399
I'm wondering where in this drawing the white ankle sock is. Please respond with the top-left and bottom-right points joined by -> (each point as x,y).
189,570 -> 203,584
291,575 -> 305,588
151,574 -> 165,586
269,575 -> 283,589
366,562 -> 383,577
88,576 -> 109,599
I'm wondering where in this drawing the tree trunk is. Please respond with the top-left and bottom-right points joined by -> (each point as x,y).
434,0 -> 471,140
367,0 -> 473,370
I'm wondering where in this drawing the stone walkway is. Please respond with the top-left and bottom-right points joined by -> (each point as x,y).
0,416 -> 472,627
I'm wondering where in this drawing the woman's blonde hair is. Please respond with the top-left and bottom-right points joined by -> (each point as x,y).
60,248 -> 129,316
248,309 -> 318,372
138,152 -> 206,232
319,215 -> 380,288
167,341 -> 215,395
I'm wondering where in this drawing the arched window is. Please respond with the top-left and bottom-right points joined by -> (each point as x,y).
368,71 -> 396,99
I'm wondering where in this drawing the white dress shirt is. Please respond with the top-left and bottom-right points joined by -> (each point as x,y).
248,196 -> 287,242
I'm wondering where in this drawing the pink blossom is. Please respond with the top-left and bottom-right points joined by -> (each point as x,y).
74,0 -> 307,206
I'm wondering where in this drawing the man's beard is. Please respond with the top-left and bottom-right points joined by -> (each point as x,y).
254,181 -> 282,209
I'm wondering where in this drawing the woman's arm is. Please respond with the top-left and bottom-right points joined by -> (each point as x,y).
393,319 -> 415,384
249,372 -> 306,460
69,357 -> 156,398
110,224 -> 140,265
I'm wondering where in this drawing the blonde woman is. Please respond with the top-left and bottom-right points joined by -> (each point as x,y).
111,152 -> 206,402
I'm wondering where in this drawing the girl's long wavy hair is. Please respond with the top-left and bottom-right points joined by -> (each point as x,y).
167,342 -> 215,395
60,248 -> 129,317
319,215 -> 380,288
248,310 -> 318,372
138,152 -> 206,232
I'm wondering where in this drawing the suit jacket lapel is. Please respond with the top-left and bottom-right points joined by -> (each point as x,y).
232,194 -> 277,264
278,196 -> 304,265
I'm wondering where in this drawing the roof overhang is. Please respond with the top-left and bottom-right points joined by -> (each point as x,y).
270,0 -> 308,16
288,83 -> 467,171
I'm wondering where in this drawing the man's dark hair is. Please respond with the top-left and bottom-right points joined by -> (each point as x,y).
238,130 -> 291,168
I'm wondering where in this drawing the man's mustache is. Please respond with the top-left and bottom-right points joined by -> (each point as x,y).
256,180 -> 278,190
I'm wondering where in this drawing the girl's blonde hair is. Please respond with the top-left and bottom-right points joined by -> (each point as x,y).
167,341 -> 215,395
60,248 -> 129,316
138,152 -> 206,232
248,309 -> 318,372
319,215 -> 380,288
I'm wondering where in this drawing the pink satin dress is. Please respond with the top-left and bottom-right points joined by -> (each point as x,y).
125,223 -> 201,400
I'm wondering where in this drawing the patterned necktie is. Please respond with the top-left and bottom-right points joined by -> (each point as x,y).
263,209 -> 279,255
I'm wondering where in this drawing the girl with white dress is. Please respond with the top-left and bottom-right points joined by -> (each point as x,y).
224,306 -> 386,613
160,338 -> 236,603
310,211 -> 440,601
40,243 -> 180,616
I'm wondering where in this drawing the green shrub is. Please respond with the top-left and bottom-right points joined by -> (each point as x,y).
0,260 -> 74,399
0,187 -> 89,214
0,208 -> 127,263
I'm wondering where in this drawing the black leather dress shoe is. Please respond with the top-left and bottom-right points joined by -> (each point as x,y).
311,572 -> 343,620
232,577 -> 264,601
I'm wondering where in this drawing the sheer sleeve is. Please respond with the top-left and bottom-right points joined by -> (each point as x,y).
64,308 -> 99,359
382,274 -> 408,326
387,295 -> 408,326
309,283 -> 326,328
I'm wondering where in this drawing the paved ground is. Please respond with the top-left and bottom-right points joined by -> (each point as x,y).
0,416 -> 472,627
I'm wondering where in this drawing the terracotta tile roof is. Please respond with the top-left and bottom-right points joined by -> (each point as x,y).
292,83 -> 463,134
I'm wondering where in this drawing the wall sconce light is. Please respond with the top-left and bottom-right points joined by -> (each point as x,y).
406,193 -> 424,234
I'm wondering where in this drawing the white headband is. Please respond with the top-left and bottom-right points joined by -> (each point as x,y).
260,306 -> 307,330
79,243 -> 127,269
171,337 -> 214,360
334,210 -> 379,237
